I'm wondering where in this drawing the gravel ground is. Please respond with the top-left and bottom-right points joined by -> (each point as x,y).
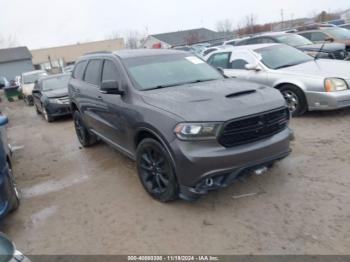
0,98 -> 349,255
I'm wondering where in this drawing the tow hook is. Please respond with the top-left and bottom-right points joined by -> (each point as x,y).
254,166 -> 268,176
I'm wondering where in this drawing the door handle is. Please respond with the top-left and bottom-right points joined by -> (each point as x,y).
97,96 -> 103,101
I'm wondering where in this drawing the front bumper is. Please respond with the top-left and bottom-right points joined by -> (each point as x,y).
170,128 -> 292,200
306,89 -> 350,111
46,103 -> 71,117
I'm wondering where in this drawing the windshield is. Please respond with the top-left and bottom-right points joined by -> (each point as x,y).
325,28 -> 350,40
124,54 -> 223,90
23,71 -> 47,84
42,75 -> 70,91
256,45 -> 313,70
276,34 -> 313,46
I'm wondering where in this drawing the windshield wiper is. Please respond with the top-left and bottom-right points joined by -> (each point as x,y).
186,79 -> 218,84
145,79 -> 218,91
274,63 -> 299,69
145,83 -> 186,91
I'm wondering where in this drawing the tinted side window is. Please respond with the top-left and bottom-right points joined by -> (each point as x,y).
230,59 -> 249,69
260,37 -> 275,43
73,61 -> 87,80
102,60 -> 119,82
84,60 -> 102,86
246,38 -> 261,44
208,53 -> 230,68
310,32 -> 327,41
299,32 -> 312,40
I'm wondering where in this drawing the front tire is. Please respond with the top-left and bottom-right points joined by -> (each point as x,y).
35,104 -> 41,115
73,110 -> 98,147
42,107 -> 54,122
136,138 -> 179,202
279,84 -> 307,117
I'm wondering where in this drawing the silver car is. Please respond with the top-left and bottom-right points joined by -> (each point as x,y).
206,43 -> 350,116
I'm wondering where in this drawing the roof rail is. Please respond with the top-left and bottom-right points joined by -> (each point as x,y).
83,51 -> 112,56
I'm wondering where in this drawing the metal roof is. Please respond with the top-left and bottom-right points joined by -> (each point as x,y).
150,28 -> 226,46
0,46 -> 32,64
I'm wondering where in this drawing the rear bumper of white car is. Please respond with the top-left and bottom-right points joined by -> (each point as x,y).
306,89 -> 350,110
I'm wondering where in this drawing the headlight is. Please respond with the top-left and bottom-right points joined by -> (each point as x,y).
174,122 -> 222,140
324,78 -> 349,92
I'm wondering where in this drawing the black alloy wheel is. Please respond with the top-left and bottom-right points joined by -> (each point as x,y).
136,138 -> 178,202
73,111 -> 97,147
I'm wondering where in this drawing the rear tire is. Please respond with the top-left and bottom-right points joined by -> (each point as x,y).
24,95 -> 33,106
73,110 -> 98,147
136,138 -> 179,202
279,84 -> 307,117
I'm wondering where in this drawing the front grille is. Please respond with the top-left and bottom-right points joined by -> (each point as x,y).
218,107 -> 289,147
57,96 -> 69,104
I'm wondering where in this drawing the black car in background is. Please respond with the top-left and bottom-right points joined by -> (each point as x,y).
0,115 -> 19,219
235,33 -> 349,60
33,74 -> 71,122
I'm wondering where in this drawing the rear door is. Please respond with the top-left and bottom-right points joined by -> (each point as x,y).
80,59 -> 105,133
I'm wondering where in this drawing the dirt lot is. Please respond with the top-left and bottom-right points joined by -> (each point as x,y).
0,98 -> 349,255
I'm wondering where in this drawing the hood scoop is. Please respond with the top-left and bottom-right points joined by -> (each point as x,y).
226,89 -> 256,98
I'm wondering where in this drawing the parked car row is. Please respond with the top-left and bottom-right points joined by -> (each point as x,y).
201,24 -> 350,60
19,43 -> 350,202
205,43 -> 350,116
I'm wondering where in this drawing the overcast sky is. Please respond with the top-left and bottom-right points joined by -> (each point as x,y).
0,0 -> 349,49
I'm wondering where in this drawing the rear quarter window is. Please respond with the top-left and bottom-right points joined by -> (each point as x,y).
73,61 -> 87,80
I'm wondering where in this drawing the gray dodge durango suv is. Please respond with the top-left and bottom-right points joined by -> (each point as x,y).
68,49 -> 292,201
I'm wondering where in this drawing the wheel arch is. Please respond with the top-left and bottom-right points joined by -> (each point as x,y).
70,101 -> 79,113
134,127 -> 176,168
274,82 -> 308,106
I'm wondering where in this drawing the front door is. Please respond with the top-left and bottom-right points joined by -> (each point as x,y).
223,51 -> 268,85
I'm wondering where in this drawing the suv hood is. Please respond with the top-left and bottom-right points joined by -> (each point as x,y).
44,88 -> 68,98
278,59 -> 350,79
141,79 -> 286,122
298,43 -> 345,52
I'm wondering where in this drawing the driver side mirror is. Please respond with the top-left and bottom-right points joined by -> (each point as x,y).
245,63 -> 262,71
100,80 -> 124,95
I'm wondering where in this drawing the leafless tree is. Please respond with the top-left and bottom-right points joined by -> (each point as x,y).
0,34 -> 19,48
216,19 -> 233,33
244,14 -> 258,34
125,30 -> 143,49
184,31 -> 203,45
